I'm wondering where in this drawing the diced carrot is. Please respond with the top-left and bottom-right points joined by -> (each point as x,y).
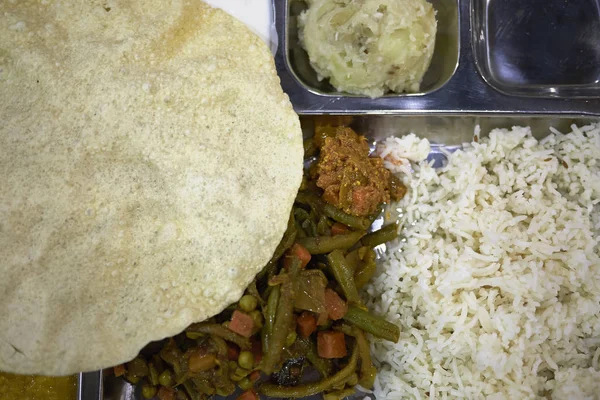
331,222 -> 350,236
157,386 -> 176,400
324,288 -> 348,320
249,370 -> 261,382
251,337 -> 263,364
237,389 -> 259,400
229,310 -> 254,338
317,331 -> 347,359
283,243 -> 311,270
296,311 -> 317,338
227,343 -> 240,361
113,364 -> 126,377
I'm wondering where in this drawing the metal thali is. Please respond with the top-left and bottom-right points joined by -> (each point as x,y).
80,0 -> 600,399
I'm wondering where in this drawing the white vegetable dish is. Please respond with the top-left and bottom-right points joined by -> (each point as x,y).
299,0 -> 437,98
369,123 -> 600,399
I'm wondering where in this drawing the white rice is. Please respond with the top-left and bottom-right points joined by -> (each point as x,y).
366,123 -> 600,399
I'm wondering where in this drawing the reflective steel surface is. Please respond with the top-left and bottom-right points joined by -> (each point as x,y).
275,0 -> 600,114
78,371 -> 102,400
472,0 -> 600,98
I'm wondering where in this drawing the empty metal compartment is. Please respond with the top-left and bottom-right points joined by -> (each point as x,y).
284,0 -> 460,97
472,0 -> 600,98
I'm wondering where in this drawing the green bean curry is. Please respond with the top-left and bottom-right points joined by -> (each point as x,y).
110,123 -> 406,400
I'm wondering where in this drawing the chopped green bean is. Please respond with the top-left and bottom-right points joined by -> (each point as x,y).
346,373 -> 359,386
286,331 -> 297,347
210,335 -> 228,357
191,378 -> 215,395
323,203 -> 371,230
261,260 -> 299,374
342,305 -> 400,343
258,213 -> 297,282
259,344 -> 358,398
302,217 -> 318,237
186,323 -> 251,350
354,259 -> 377,289
148,363 -> 159,386
297,231 -> 364,254
215,385 -> 235,397
151,354 -> 165,374
246,281 -> 264,307
297,337 -> 331,378
317,215 -> 331,236
272,213 -> 297,261
344,248 -> 362,273
159,339 -> 184,373
339,325 -> 376,389
182,380 -> 202,400
361,223 -> 399,248
185,332 -> 203,340
125,375 -> 139,385
229,372 -> 243,382
296,191 -> 371,230
261,284 -> 280,356
327,249 -> 361,304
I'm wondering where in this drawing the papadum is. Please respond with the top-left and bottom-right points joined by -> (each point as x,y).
0,0 -> 303,375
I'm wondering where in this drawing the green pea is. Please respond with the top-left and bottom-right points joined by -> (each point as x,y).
238,351 -> 254,370
250,310 -> 264,328
228,361 -> 238,370
158,370 -> 173,387
238,377 -> 252,391
239,295 -> 258,312
141,384 -> 157,399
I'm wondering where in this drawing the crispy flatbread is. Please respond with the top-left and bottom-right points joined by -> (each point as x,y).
0,0 -> 302,375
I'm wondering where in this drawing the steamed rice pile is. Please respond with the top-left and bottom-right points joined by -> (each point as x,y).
366,123 -> 600,399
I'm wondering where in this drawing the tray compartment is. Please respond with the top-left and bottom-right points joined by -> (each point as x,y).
472,0 -> 600,97
285,0 -> 460,97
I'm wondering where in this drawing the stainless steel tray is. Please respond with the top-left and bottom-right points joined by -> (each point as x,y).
80,113 -> 599,400
78,0 -> 600,398
472,0 -> 600,98
275,0 -> 600,114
